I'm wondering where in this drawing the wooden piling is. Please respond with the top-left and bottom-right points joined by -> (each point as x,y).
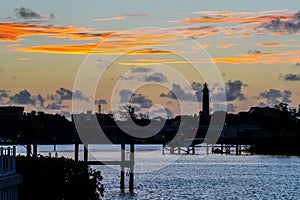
170,146 -> 174,154
192,145 -> 195,155
33,144 -> 37,157
129,143 -> 134,193
74,143 -> 79,162
26,144 -> 31,157
120,142 -> 125,192
84,144 -> 88,163
221,144 -> 223,155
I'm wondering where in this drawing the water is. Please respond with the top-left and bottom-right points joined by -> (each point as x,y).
13,145 -> 300,199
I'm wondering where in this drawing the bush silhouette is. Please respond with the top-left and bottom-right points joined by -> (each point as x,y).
17,155 -> 104,200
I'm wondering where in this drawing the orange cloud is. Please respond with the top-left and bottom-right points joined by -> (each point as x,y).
212,50 -> 299,64
255,43 -> 286,47
117,59 -> 191,66
193,10 -> 288,16
217,44 -> 238,48
171,14 -> 292,24
17,41 -> 174,55
242,33 -> 253,37
19,57 -> 30,61
0,22 -> 115,42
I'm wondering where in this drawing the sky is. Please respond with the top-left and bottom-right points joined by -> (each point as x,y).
0,1 -> 300,118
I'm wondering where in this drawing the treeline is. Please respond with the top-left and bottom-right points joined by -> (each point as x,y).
0,104 -> 299,155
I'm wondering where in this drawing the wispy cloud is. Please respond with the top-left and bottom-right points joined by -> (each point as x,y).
193,10 -> 288,16
255,43 -> 285,47
18,43 -> 174,55
0,22 -> 93,42
19,57 -> 30,61
171,14 -> 291,24
93,13 -> 150,21
217,43 -> 238,48
93,16 -> 126,21
213,50 -> 300,64
117,59 -> 194,66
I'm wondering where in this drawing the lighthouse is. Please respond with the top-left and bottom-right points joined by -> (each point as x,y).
202,83 -> 209,116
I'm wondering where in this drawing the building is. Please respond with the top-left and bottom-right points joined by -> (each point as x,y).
0,106 -> 24,139
0,107 -> 24,120
0,146 -> 22,199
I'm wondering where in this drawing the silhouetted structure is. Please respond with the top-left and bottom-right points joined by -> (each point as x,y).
0,106 -> 24,139
0,146 -> 22,199
202,83 -> 209,117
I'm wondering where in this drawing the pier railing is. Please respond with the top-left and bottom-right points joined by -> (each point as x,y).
0,147 -> 16,177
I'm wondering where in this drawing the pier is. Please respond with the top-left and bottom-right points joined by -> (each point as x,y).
162,142 -> 253,155
23,141 -> 136,193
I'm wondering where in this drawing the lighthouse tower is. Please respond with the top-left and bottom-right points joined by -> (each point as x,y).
202,83 -> 209,116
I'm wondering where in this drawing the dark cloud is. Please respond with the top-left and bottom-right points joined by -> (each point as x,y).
131,67 -> 152,73
9,90 -> 35,105
191,82 -> 202,91
282,90 -> 292,103
46,103 -> 68,110
15,7 -> 55,19
226,103 -> 236,113
55,87 -> 89,102
280,73 -> 300,81
120,75 -> 136,81
15,7 -> 42,19
257,89 -> 292,105
130,93 -> 153,108
35,94 -> 46,107
0,90 -> 10,101
225,80 -> 247,101
119,89 -> 153,108
8,90 -> 46,108
119,89 -> 133,103
4,88 -> 79,110
247,49 -> 262,54
73,90 -> 89,102
144,72 -> 167,83
95,99 -> 107,105
160,84 -> 197,101
191,82 -> 203,102
160,91 -> 176,99
165,108 -> 174,119
56,88 -> 72,100
260,11 -> 300,33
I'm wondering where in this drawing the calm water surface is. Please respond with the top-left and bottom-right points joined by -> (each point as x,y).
15,145 -> 300,199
